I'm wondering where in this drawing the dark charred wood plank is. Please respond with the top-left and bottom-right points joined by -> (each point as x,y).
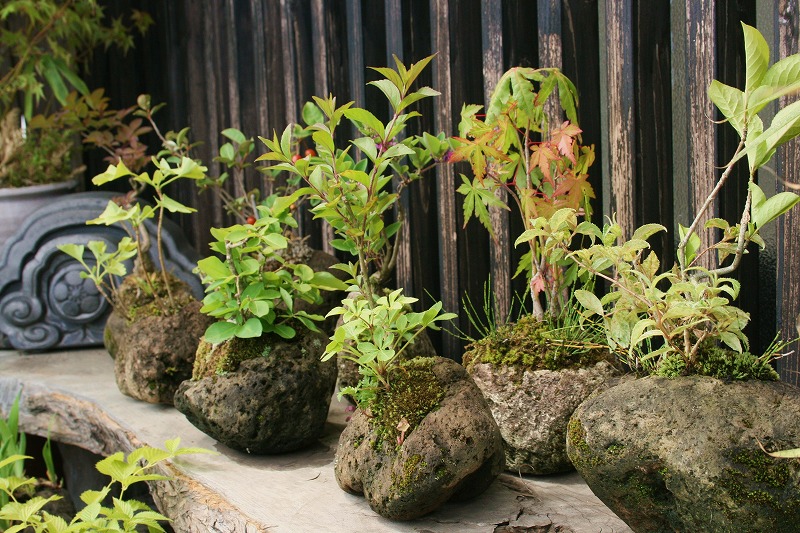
482,0 -> 510,324
599,0 -> 635,237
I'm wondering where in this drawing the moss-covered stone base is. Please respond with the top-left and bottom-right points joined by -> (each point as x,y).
567,375 -> 800,533
105,278 -> 211,405
462,315 -> 611,372
333,356 -> 505,520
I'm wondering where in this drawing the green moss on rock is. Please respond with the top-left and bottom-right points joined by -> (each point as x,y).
117,270 -> 195,322
370,358 -> 445,447
462,315 -> 610,372
655,344 -> 779,381
567,417 -> 605,470
392,453 -> 429,494
718,447 -> 800,525
192,336 -> 272,379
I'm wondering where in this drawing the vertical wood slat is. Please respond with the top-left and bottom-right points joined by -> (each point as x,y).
538,0 -> 563,125
776,0 -> 800,383
384,0 -> 413,293
252,0 -> 274,197
346,0 -> 365,109
481,0 -> 510,323
310,0 -> 336,255
431,0 -> 460,358
682,0 -> 718,266
280,0 -> 300,126
599,0 -> 635,236
223,0 -> 243,199
252,0 -> 270,139
202,5 -> 225,232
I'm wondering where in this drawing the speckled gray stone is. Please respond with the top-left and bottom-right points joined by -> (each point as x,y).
568,375 -> 800,533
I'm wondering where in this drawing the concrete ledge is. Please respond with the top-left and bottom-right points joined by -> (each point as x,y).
0,349 -> 631,532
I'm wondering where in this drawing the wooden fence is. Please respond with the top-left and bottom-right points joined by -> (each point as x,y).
86,0 -> 800,384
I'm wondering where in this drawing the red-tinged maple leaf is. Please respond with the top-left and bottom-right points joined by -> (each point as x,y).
551,172 -> 577,199
550,121 -> 582,164
531,271 -> 545,297
565,173 -> 595,210
528,142 -> 561,185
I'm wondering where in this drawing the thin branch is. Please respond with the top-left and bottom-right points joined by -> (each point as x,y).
677,137 -> 746,275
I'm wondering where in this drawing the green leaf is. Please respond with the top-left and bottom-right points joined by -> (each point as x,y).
302,101 -> 325,126
352,137 -> 378,161
204,321 -> 239,344
236,318 -> 263,339
719,331 -> 743,352
58,243 -> 85,261
762,446 -> 800,458
40,55 -> 69,105
221,128 -> 247,144
219,142 -> 235,161
708,80 -> 746,136
272,323 -> 296,339
369,79 -> 402,110
158,194 -> 196,214
750,182 -> 800,228
312,129 -> 336,154
344,108 -> 384,136
741,22 -> 770,93
736,100 -> 800,170
631,223 -> 667,242
196,256 -> 231,279
53,56 -> 89,96
310,271 -> 348,291
87,201 -> 136,225
403,54 -> 436,89
92,161 -> 135,185
397,86 -> 440,112
382,143 -> 415,159
678,224 -> 702,265
574,289 -> 604,316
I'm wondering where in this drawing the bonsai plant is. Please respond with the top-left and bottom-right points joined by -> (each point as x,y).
565,22 -> 800,532
173,192 -> 348,454
0,2 -> 152,247
454,67 -> 621,475
59,150 -> 213,405
257,55 -> 504,520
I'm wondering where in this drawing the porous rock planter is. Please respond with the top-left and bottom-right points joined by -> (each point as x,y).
567,375 -> 800,533
463,316 -> 622,474
105,277 -> 211,405
174,329 -> 336,454
334,356 -> 505,520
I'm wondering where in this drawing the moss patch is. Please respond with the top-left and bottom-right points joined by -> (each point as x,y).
192,336 -> 272,379
391,453 -> 429,494
718,447 -> 800,525
370,358 -> 445,447
567,417 -> 605,470
655,344 -> 780,381
462,315 -> 611,372
117,270 -> 194,322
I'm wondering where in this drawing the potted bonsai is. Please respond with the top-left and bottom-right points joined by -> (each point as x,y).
257,55 -> 504,520
256,100 -> 439,389
59,152 -> 212,405
454,67 -> 621,475
0,1 -> 151,249
173,192 -> 349,454
565,23 -> 800,532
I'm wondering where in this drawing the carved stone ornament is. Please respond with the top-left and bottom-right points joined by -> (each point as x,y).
0,192 -> 202,351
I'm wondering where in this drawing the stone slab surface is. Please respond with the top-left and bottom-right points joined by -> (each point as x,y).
0,349 -> 632,533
